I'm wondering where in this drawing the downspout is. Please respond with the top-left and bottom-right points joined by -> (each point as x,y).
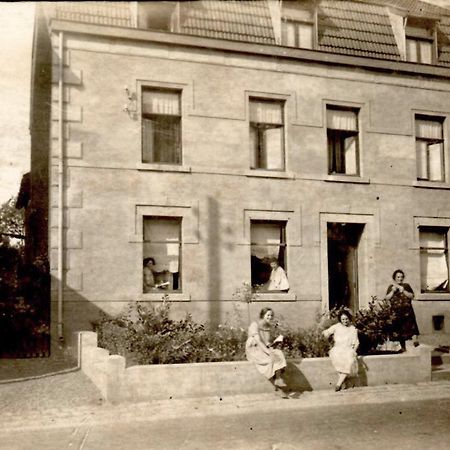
57,31 -> 64,343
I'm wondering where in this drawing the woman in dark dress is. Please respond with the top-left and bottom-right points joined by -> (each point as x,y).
385,269 -> 419,350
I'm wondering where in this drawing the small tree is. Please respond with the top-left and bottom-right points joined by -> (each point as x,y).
0,196 -> 24,240
232,282 -> 259,326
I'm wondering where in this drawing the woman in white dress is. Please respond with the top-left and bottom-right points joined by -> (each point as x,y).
246,307 -> 288,397
322,309 -> 359,391
267,259 -> 289,292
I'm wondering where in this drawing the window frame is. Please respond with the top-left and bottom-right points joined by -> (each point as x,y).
326,105 -> 360,177
419,225 -> 450,294
143,215 -> 183,293
250,219 -> 288,291
415,114 -> 445,183
141,87 -> 182,166
249,97 -> 286,172
281,18 -> 315,49
280,1 -> 316,49
405,17 -> 437,65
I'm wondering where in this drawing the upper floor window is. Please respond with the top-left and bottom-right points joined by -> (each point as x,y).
405,18 -> 435,64
143,216 -> 182,292
249,99 -> 285,171
250,220 -> 288,291
327,106 -> 360,176
419,226 -> 449,293
138,2 -> 180,32
281,1 -> 315,49
415,115 -> 445,182
142,88 -> 181,164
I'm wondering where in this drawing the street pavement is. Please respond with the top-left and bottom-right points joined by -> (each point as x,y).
1,367 -> 450,433
1,384 -> 450,449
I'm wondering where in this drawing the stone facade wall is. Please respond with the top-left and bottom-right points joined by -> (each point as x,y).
45,31 -> 450,339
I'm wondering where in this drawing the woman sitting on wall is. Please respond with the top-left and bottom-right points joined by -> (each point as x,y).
246,307 -> 288,398
323,309 -> 359,392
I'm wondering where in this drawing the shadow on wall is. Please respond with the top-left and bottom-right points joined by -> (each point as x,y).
207,196 -> 222,327
50,275 -> 114,349
284,361 -> 313,392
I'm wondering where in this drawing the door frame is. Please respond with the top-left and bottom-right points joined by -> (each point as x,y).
320,213 -> 376,312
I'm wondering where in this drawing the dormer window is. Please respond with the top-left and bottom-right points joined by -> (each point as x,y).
138,2 -> 180,32
281,1 -> 315,49
405,17 -> 436,64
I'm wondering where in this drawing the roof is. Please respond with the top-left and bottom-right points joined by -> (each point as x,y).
47,0 -> 450,67
53,1 -> 132,28
180,1 -> 275,44
318,1 -> 401,60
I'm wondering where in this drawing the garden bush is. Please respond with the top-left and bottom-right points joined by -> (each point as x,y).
93,294 -> 414,365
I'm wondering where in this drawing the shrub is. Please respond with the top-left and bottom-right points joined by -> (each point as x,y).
94,301 -> 248,365
94,293 -> 412,365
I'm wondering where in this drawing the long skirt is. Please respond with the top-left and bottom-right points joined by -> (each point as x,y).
245,343 -> 286,379
329,345 -> 358,375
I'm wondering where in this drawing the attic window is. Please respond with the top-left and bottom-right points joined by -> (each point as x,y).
138,2 -> 180,32
405,17 -> 436,64
281,1 -> 315,49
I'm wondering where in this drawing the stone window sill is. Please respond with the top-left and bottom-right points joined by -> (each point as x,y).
252,292 -> 297,302
137,163 -> 192,173
324,174 -> 370,184
245,170 -> 295,180
413,180 -> 450,190
138,292 -> 191,302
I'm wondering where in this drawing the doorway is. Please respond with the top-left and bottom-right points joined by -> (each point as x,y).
327,222 -> 364,312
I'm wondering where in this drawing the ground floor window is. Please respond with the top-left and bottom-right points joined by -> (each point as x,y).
419,226 -> 449,293
250,220 -> 288,291
143,216 -> 181,292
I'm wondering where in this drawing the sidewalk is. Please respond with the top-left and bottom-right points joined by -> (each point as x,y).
1,367 -> 450,433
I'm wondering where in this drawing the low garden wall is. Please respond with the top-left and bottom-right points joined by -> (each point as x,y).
76,331 -> 432,404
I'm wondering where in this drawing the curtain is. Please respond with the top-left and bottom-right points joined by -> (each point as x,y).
420,230 -> 449,291
344,135 -> 357,175
416,119 -> 442,140
429,143 -> 444,181
142,90 -> 180,116
251,222 -> 282,259
250,101 -> 283,125
144,218 -> 181,273
298,23 -> 313,49
327,108 -> 358,131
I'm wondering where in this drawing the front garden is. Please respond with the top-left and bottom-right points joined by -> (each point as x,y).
93,292 -> 414,365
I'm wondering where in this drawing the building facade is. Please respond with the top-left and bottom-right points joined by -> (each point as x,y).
30,1 -> 450,343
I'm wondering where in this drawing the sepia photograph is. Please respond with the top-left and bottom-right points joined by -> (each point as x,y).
1,1 -> 450,448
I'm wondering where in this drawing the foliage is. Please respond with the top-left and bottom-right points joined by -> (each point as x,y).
0,196 -> 24,239
95,293 -> 415,365
94,301 -> 248,365
231,282 -> 259,326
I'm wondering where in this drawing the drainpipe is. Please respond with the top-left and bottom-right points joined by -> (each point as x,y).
57,31 -> 64,344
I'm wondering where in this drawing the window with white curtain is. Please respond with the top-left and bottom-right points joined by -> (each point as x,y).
250,99 -> 285,171
420,226 -> 449,293
281,2 -> 315,49
415,115 -> 445,182
143,217 -> 181,292
250,220 -> 287,289
405,18 -> 435,64
327,106 -> 360,175
142,88 -> 181,164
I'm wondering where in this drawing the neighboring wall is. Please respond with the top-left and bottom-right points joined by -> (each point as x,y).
47,26 -> 450,338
